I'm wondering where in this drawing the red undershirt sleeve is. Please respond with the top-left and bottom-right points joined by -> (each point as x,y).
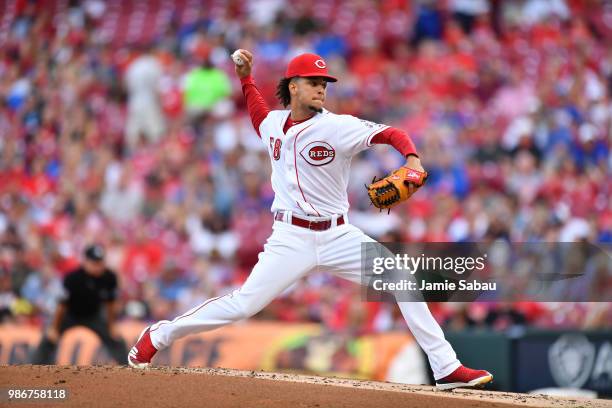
370,127 -> 418,157
240,75 -> 271,138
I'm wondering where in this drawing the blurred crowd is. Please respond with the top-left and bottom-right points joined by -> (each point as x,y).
0,0 -> 611,333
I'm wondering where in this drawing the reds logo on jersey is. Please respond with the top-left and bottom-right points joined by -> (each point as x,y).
300,141 -> 335,166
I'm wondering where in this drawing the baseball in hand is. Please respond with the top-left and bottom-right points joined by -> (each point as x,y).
231,50 -> 244,66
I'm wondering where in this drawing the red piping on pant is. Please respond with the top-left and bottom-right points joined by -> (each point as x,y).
150,294 -> 229,332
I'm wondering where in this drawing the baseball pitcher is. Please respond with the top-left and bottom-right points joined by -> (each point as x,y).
128,50 -> 493,390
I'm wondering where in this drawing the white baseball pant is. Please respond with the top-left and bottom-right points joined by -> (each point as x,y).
149,218 -> 461,380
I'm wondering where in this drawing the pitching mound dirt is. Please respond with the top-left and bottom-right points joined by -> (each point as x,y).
1,365 -> 610,408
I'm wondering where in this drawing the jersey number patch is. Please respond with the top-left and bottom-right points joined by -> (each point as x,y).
270,137 -> 282,161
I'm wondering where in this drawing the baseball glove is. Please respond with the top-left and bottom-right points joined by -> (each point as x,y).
367,166 -> 428,210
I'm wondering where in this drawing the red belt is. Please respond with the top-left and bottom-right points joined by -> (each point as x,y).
274,212 -> 344,231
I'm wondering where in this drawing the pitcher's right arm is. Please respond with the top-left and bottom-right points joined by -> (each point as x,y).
233,49 -> 270,138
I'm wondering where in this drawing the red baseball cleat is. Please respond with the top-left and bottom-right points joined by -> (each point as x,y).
128,327 -> 157,369
435,365 -> 493,390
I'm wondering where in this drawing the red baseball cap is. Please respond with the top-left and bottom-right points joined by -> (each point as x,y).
285,53 -> 337,82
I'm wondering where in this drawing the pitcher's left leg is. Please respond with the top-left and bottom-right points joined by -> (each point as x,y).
395,301 -> 459,378
318,224 -> 492,388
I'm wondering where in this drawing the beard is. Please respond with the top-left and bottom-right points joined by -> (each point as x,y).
308,105 -> 323,114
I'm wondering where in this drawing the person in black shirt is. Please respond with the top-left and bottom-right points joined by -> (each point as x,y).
30,244 -> 127,364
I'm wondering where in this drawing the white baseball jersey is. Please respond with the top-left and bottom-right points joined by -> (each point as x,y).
258,109 -> 389,217
147,104 -> 463,382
